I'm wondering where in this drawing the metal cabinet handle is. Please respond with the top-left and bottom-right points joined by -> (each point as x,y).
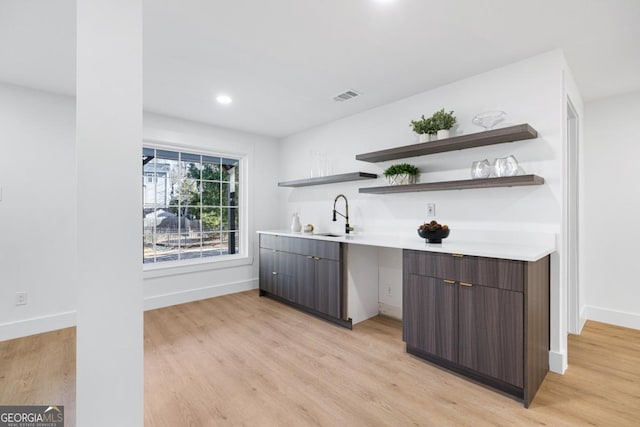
460,282 -> 473,287
272,272 -> 278,275
452,254 -> 464,258
307,256 -> 314,259
313,256 -> 320,260
443,279 -> 456,284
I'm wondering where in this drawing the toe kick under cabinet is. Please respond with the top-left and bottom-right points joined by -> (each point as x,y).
403,250 -> 550,407
259,234 -> 350,328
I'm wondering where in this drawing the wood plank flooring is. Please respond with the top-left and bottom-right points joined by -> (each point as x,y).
1,290 -> 639,426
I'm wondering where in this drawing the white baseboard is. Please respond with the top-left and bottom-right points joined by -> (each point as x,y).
584,305 -> 640,330
143,278 -> 258,311
578,305 -> 588,334
0,310 -> 77,342
378,302 -> 402,320
549,350 -> 567,374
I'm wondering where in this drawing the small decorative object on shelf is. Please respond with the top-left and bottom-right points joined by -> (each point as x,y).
471,159 -> 492,179
303,224 -> 314,233
418,220 -> 450,243
410,115 -> 437,142
472,110 -> 507,130
384,163 -> 419,185
493,155 -> 522,177
291,212 -> 302,232
431,108 -> 457,139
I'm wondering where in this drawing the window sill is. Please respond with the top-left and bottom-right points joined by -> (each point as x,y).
143,254 -> 253,279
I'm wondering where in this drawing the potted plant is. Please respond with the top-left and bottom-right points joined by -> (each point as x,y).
383,163 -> 419,185
431,108 -> 457,139
410,115 -> 436,143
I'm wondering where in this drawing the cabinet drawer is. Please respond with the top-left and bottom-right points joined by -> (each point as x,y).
259,234 -> 340,260
404,250 -> 524,292
259,234 -> 285,251
404,250 -> 456,280
458,256 -> 523,292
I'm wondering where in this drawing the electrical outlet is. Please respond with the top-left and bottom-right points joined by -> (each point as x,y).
385,286 -> 392,296
16,292 -> 27,306
426,203 -> 436,218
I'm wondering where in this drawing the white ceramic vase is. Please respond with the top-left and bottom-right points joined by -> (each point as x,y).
386,174 -> 416,186
418,133 -> 430,143
437,129 -> 450,139
291,213 -> 302,232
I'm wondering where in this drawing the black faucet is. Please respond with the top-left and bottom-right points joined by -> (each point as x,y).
332,194 -> 354,234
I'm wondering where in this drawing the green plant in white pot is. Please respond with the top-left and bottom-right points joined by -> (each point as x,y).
384,163 -> 419,186
410,115 -> 436,143
431,108 -> 457,139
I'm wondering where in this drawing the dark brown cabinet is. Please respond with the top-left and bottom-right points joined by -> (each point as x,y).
259,234 -> 348,328
403,249 -> 549,407
404,274 -> 457,362
458,284 -> 523,388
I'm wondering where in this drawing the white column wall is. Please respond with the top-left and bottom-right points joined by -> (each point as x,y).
76,0 -> 143,425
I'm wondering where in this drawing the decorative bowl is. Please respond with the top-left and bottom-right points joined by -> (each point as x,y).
417,228 -> 450,243
472,111 -> 506,130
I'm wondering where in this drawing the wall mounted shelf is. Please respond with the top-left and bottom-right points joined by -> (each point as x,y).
355,124 -> 538,163
359,175 -> 544,194
278,172 -> 378,188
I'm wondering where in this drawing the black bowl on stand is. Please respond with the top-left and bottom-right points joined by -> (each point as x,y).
417,228 -> 450,243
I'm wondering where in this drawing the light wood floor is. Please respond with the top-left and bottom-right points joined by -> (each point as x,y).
1,290 -> 639,426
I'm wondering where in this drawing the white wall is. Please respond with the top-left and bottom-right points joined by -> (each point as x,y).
0,83 -> 77,340
0,86 -> 280,340
583,90 -> 640,330
142,113 -> 280,308
278,51 -> 567,372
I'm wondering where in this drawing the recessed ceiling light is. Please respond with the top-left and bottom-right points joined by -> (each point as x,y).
216,94 -> 232,105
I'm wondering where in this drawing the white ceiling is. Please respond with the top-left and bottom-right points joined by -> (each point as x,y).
1,0 -> 639,137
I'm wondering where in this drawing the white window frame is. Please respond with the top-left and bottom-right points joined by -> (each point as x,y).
142,141 -> 252,278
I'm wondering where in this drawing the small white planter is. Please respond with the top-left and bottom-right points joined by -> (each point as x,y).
386,174 -> 416,186
437,129 -> 450,139
418,133 -> 430,143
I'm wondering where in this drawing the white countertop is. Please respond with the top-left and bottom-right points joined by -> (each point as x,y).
257,229 -> 555,262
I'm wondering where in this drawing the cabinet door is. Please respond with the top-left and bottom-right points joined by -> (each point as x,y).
458,284 -> 524,387
295,254 -> 316,309
275,251 -> 297,302
404,274 -> 457,362
315,258 -> 341,318
259,248 -> 277,294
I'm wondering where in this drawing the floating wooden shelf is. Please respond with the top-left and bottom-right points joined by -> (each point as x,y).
359,175 -> 544,194
355,124 -> 538,163
278,172 -> 378,187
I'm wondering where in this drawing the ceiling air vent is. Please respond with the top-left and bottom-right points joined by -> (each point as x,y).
333,89 -> 361,102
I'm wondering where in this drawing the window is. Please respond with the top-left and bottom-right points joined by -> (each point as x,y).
142,147 -> 241,264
